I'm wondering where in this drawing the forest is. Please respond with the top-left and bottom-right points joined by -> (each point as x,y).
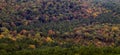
0,0 -> 120,55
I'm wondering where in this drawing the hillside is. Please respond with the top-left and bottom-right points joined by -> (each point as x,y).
0,0 -> 119,34
0,0 -> 120,55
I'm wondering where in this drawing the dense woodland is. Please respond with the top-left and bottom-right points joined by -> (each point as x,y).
0,0 -> 120,55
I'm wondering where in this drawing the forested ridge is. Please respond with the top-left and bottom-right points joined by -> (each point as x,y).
0,0 -> 120,55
